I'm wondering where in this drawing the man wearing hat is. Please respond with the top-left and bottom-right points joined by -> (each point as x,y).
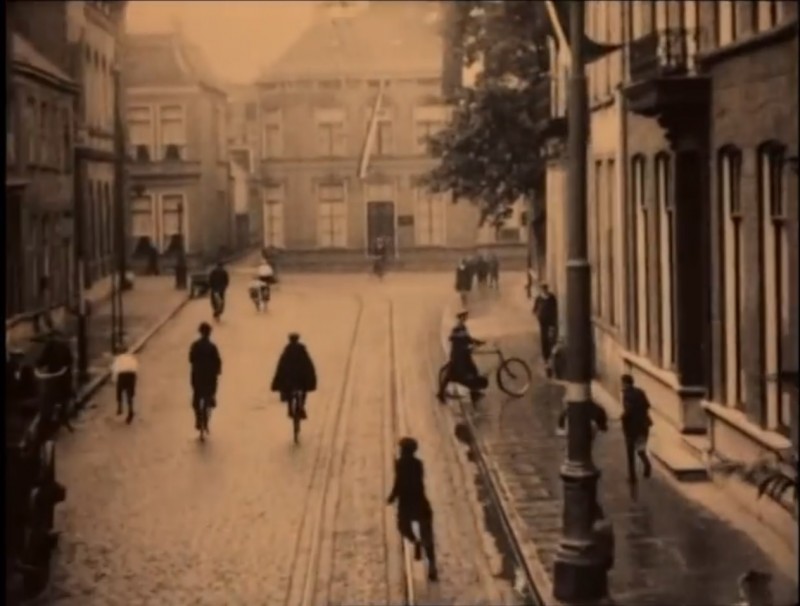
532,282 -> 558,375
437,309 -> 486,404
387,437 -> 438,582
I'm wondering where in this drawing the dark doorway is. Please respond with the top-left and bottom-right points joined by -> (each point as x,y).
366,200 -> 395,256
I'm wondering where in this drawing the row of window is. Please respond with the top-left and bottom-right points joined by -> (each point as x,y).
131,193 -> 186,252
261,105 -> 449,159
83,40 -> 116,132
14,94 -> 73,171
259,77 -> 441,93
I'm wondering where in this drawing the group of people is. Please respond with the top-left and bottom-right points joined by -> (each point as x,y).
455,251 -> 500,307
531,282 -> 652,484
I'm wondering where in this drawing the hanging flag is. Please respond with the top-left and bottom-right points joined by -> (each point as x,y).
542,1 -> 621,65
358,79 -> 386,181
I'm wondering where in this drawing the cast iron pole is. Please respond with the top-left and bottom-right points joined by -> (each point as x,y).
113,65 -> 126,348
73,139 -> 90,384
552,3 -> 609,603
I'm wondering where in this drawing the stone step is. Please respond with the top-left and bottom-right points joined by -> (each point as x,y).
681,434 -> 712,462
649,434 -> 710,483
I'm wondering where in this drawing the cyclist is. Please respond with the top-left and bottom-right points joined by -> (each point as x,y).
271,332 -> 317,420
248,275 -> 269,311
373,236 -> 388,277
437,310 -> 486,405
208,261 -> 229,321
257,259 -> 275,286
189,322 -> 222,432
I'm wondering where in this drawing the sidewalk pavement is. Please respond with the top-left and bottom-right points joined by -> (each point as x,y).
438,295 -> 798,605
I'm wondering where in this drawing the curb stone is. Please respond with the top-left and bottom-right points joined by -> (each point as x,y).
438,303 -> 560,605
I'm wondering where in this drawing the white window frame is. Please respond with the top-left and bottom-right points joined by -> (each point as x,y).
263,184 -> 285,249
759,145 -> 790,432
316,182 -> 348,248
633,156 -> 649,356
127,106 -> 154,160
656,154 -> 676,369
157,104 -> 187,161
414,187 -> 447,247
721,149 -> 745,408
262,109 -> 284,159
314,108 -> 347,157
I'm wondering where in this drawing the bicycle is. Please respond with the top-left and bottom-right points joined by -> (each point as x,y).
288,390 -> 306,444
439,342 -> 531,401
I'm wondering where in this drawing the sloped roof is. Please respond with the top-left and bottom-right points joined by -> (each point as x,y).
12,32 -> 75,86
259,1 -> 444,82
124,31 -> 224,94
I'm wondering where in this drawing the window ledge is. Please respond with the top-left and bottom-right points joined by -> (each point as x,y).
702,399 -> 792,453
697,19 -> 798,68
620,348 -> 701,394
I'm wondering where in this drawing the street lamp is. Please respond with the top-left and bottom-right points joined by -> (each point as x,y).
175,201 -> 187,289
552,3 -> 610,603
111,64 -> 127,352
73,126 -> 90,384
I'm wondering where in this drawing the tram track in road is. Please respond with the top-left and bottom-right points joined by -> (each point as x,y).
422,307 -> 547,606
282,294 -> 365,606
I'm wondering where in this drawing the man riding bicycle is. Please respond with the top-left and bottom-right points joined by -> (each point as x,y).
271,333 -> 317,419
437,310 -> 487,405
189,322 -> 222,432
208,261 -> 230,320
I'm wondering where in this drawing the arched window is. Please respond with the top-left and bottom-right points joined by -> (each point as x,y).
757,141 -> 789,433
718,145 -> 744,408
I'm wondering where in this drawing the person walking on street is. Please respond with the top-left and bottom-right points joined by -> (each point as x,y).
271,332 -> 317,420
387,437 -> 439,582
621,374 -> 653,483
189,322 -> 222,432
487,252 -> 499,290
474,252 -> 489,291
532,283 -> 558,374
455,257 -> 473,308
111,344 -> 139,424
437,310 -> 487,405
208,261 -> 230,321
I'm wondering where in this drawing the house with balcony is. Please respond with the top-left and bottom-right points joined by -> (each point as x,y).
6,30 -> 80,343
124,26 -> 232,270
255,0 -> 512,269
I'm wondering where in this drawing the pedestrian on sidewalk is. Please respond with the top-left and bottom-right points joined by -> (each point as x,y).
111,344 -> 139,424
455,257 -> 473,308
387,437 -> 439,582
532,283 -> 558,375
208,261 -> 230,321
189,322 -> 222,431
621,374 -> 653,483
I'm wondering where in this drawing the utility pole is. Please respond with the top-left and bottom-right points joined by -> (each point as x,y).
112,65 -> 126,349
552,3 -> 609,603
73,137 -> 90,384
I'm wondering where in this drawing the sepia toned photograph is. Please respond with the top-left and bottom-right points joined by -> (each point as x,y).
4,1 -> 798,605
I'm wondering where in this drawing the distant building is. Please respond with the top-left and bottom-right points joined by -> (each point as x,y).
6,31 -> 79,329
123,26 -> 232,268
256,1 -> 519,264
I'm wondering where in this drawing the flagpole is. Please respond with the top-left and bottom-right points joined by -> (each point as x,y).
552,3 -> 610,603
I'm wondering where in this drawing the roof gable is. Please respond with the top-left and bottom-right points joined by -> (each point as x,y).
260,1 -> 444,82
12,32 -> 75,87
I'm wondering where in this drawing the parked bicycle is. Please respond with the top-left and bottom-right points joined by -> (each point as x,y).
439,342 -> 531,402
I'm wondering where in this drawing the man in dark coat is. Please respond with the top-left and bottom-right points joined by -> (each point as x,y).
271,333 -> 317,419
621,374 -> 653,482
532,283 -> 558,372
437,310 -> 487,404
455,257 -> 473,308
189,322 -> 222,430
387,437 -> 438,582
487,252 -> 499,290
208,261 -> 230,320
474,252 -> 489,289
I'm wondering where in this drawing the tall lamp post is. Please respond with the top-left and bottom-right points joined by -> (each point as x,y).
552,3 -> 609,603
175,201 -> 187,289
111,64 -> 127,351
73,129 -> 90,384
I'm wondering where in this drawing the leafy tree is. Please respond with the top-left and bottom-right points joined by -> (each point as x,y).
425,1 -> 550,227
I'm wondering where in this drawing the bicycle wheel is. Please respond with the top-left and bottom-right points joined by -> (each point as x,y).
496,357 -> 532,397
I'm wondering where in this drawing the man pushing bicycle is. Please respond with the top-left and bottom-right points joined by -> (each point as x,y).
437,310 -> 487,405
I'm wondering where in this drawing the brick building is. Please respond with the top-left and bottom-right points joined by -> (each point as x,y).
6,30 -> 79,335
256,1 -> 518,265
124,26 -> 232,268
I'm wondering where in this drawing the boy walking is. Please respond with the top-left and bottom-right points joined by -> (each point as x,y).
111,345 -> 139,424
387,437 -> 439,582
621,374 -> 653,482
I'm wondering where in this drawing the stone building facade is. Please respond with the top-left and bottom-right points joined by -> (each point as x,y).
256,1 -> 519,264
124,27 -> 232,267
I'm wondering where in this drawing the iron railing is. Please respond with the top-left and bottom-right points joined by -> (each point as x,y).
628,28 -> 699,82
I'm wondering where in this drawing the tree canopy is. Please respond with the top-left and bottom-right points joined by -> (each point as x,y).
424,1 -> 550,227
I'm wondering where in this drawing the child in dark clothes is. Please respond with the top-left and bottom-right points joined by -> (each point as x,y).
387,437 -> 439,582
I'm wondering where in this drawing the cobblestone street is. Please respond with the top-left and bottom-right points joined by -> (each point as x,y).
444,284 -> 799,606
33,273 -> 524,606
